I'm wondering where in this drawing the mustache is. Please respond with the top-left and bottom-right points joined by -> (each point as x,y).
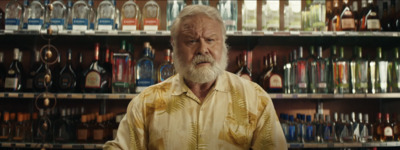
192,55 -> 215,65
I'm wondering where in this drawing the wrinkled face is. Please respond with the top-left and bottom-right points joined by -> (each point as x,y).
172,14 -> 228,84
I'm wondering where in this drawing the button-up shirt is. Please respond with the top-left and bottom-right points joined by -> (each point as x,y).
104,71 -> 287,150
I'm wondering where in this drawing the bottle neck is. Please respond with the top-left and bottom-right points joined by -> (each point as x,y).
94,45 -> 99,61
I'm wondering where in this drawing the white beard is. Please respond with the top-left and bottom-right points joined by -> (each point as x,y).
173,46 -> 228,84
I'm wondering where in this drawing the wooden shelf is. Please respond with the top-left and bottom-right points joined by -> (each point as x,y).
0,92 -> 136,100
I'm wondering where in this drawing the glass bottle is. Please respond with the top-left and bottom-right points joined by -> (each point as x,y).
12,113 -> 24,142
50,0 -> 66,31
142,0 -> 160,31
314,46 -> 328,93
259,55 -> 270,91
342,114 -> 354,142
314,114 -> 324,142
340,0 -> 356,31
280,114 -> 289,141
323,115 -> 335,142
373,113 -> 383,141
287,0 -> 301,31
77,115 -> 90,143
307,46 -> 316,93
360,114 -> 373,142
102,49 -> 112,93
135,42 -> 154,93
217,0 -> 237,31
158,49 -> 175,83
236,51 -> 252,81
113,0 -> 120,30
382,113 -> 394,141
71,0 -> 89,31
58,49 -> 76,93
4,48 -> 22,92
262,0 -> 280,31
0,112 -> 11,141
241,1 -> 257,31
284,53 -> 292,93
296,114 -> 305,143
392,48 -> 400,92
375,47 -> 388,93
112,40 -> 131,93
302,0 -> 312,31
358,0 -> 368,31
96,0 -> 115,31
388,0 -> 397,31
87,0 -> 96,30
287,115 -> 297,142
353,47 -> 368,93
76,52 -> 83,92
25,50 -> 40,92
65,0 -> 73,30
352,0 -> 359,31
296,47 -> 308,93
83,43 -> 107,93
291,50 -> 297,93
121,0 -> 141,31
0,52 -> 6,92
381,2 -> 390,31
336,47 -> 350,93
361,0 -> 380,31
53,109 -> 70,143
266,51 -> 283,93
93,115 -> 106,143
310,0 -> 326,31
304,115 -> 315,142
5,0 -> 23,30
33,50 -> 52,92
192,0 -> 209,5
21,0 -> 30,30
351,112 -> 359,141
332,112 -> 340,142
27,0 -> 44,31
0,6 -> 4,29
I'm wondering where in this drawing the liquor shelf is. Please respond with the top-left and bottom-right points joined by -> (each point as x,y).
288,142 -> 400,148
0,92 -> 136,100
1,29 -> 400,37
269,93 -> 400,99
0,142 -> 103,149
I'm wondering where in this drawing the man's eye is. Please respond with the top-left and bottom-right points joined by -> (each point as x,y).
207,39 -> 215,42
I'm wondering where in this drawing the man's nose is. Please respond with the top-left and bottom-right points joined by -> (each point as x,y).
197,39 -> 209,55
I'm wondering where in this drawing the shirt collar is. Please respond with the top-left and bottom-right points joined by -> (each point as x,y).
171,71 -> 230,96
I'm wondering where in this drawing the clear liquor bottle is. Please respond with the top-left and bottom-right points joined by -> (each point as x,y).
112,40 -> 131,93
330,0 -> 341,31
21,0 -> 29,30
353,47 -> 368,93
301,0 -> 312,31
27,0 -> 44,31
71,0 -> 89,31
192,0 -> 209,5
304,115 -> 315,142
323,115 -> 336,142
0,112 -> 11,141
314,46 -> 328,93
287,0 -> 301,31
327,47 -> 339,94
217,0 -> 237,31
121,0 -> 141,31
375,47 -> 388,93
336,47 -> 350,93
262,0 -> 280,31
65,0 -> 73,30
351,112 -> 359,141
4,48 -> 22,92
284,53 -> 292,93
136,42 -> 154,93
266,52 -> 283,93
296,47 -> 308,93
382,113 -> 394,141
291,50 -> 297,93
0,53 -> 6,92
5,0 -> 23,31
97,0 -> 115,31
58,49 -> 76,93
236,51 -> 252,81
53,109 -> 71,143
83,43 -> 107,93
158,49 -> 175,83
360,114 -> 373,142
242,1 -> 257,31
88,0 -> 96,30
392,48 -> 400,92
342,114 -> 354,142
340,0 -> 356,31
113,0 -> 120,30
310,0 -> 326,31
142,0 -> 160,31
307,46 -> 316,93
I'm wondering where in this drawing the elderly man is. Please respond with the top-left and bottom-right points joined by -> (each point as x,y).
104,5 -> 287,150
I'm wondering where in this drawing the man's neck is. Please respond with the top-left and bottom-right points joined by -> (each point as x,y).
184,79 -> 216,103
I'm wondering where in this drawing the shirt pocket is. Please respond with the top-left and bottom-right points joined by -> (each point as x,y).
219,117 -> 252,148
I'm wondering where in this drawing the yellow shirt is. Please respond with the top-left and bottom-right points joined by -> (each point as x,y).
104,71 -> 287,150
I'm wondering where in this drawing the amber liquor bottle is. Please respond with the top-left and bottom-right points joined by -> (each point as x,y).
340,0 -> 356,31
382,113 -> 394,141
92,115 -> 106,143
236,51 -> 252,81
77,115 -> 91,143
83,43 -> 107,93
373,113 -> 383,141
266,52 -> 283,93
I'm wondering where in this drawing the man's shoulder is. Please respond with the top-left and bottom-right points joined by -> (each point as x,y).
224,71 -> 264,91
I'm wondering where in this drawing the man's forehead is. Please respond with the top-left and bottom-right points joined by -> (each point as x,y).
179,15 -> 221,36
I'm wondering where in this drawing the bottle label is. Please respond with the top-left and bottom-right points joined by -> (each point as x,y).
50,18 -> 65,31
384,126 -> 393,136
122,19 -> 138,31
318,83 -> 327,88
98,18 -> 114,31
5,19 -> 20,30
367,19 -> 380,30
288,125 -> 296,140
85,71 -> 101,88
34,73 -> 47,89
59,73 -> 75,90
4,77 -> 18,89
26,78 -> 33,89
93,129 -> 104,140
159,65 -> 174,82
299,82 -> 307,88
72,19 -> 88,31
306,126 -> 313,140
77,129 -> 88,140
269,74 -> 283,88
224,20 -> 237,26
143,19 -> 159,31
341,18 -> 355,30
28,18 -> 44,30
240,74 -> 252,81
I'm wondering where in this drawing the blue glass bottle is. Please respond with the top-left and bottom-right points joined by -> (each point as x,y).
136,42 -> 154,93
304,115 -> 315,142
287,115 -> 297,142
